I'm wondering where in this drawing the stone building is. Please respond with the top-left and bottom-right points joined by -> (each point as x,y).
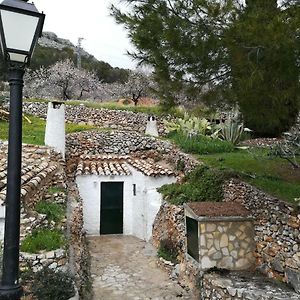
184,202 -> 255,271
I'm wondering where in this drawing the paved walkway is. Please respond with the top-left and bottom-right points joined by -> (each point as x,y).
88,235 -> 194,300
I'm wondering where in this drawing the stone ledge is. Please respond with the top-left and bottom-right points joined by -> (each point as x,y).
203,271 -> 299,299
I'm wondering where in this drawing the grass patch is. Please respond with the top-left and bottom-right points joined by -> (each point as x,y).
158,165 -> 236,205
199,149 -> 300,203
168,132 -> 235,155
66,122 -> 97,133
0,116 -> 46,145
21,229 -> 65,253
35,201 -> 64,222
47,186 -> 65,194
0,115 -> 97,145
157,239 -> 178,263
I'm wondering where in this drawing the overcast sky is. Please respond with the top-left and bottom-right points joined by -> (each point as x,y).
32,0 -> 136,69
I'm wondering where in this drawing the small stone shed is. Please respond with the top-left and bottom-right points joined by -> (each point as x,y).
76,155 -> 176,241
184,202 -> 255,270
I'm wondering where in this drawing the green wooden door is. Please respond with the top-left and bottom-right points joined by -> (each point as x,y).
186,217 -> 199,261
100,182 -> 124,234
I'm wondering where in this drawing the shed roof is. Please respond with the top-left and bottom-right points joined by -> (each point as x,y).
76,154 -> 175,177
186,202 -> 251,218
0,143 -> 59,206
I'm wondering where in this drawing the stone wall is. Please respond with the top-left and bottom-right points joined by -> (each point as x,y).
68,181 -> 93,299
153,179 -> 300,293
224,179 -> 300,292
202,271 -> 299,300
152,201 -> 186,260
164,149 -> 200,174
66,130 -> 173,158
20,248 -> 67,273
197,220 -> 255,271
23,102 -> 169,135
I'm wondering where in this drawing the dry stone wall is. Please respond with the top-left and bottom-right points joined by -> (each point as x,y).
224,179 -> 300,292
68,181 -> 93,299
20,249 -> 67,273
202,271 -> 299,300
153,179 -> 300,294
66,130 -> 173,158
23,102 -> 169,135
153,201 -> 186,260
164,149 -> 200,174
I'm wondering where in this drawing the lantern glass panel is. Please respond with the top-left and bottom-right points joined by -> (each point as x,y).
0,10 -> 39,51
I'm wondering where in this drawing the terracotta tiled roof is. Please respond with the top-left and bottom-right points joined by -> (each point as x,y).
76,154 -> 175,177
0,143 -> 59,206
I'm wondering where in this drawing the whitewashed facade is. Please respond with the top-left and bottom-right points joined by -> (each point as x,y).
76,164 -> 175,241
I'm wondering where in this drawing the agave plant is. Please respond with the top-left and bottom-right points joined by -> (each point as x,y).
220,118 -> 245,145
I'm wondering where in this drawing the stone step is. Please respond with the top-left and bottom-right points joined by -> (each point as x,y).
203,271 -> 299,300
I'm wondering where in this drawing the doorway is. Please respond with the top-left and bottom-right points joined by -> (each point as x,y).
100,182 -> 124,234
186,216 -> 199,261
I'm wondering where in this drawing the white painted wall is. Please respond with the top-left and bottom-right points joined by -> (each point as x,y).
45,102 -> 65,158
76,164 -> 176,241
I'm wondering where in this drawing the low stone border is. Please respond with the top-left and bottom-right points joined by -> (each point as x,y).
20,248 -> 68,273
202,271 -> 300,300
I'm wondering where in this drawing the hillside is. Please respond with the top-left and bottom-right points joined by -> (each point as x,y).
0,32 -> 129,83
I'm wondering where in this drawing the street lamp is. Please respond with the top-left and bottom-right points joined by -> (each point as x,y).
0,1 -> 45,299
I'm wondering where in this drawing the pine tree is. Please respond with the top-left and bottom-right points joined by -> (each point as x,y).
228,0 -> 300,136
112,0 -> 300,136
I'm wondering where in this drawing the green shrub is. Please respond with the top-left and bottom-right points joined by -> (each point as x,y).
157,239 -> 178,263
35,201 -> 64,222
176,159 -> 185,172
31,268 -> 75,300
164,113 -> 212,136
169,132 -> 234,154
21,229 -> 65,253
158,165 -> 236,205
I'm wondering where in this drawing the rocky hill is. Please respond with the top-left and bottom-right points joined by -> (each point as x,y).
38,32 -> 96,61
0,32 -> 129,83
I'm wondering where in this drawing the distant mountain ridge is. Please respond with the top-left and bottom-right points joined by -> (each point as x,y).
30,32 -> 129,83
39,32 -> 96,61
0,32 -> 129,83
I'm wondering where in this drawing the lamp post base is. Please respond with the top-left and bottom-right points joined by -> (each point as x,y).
0,285 -> 23,300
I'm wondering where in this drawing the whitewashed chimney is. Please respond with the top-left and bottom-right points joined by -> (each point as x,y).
45,101 -> 65,158
145,115 -> 159,137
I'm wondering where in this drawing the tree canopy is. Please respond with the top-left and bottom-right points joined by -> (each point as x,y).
111,0 -> 300,136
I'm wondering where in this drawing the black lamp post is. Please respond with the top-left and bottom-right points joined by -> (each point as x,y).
0,1 -> 44,299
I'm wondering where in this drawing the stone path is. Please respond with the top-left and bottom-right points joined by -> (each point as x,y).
88,235 -> 194,300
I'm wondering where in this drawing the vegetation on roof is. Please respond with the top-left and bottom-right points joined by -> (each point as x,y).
158,165 -> 237,205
